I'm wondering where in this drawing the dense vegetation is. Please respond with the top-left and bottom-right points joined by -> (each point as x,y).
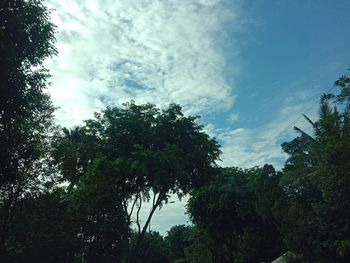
1,1 -> 350,262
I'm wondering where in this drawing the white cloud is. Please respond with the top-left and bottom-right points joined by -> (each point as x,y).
227,112 -> 240,122
44,0 -> 241,126
218,97 -> 319,169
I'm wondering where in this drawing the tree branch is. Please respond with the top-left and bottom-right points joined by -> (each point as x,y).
136,193 -> 142,235
128,195 -> 139,220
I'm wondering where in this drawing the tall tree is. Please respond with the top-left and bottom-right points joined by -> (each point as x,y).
0,0 -> 56,260
54,102 -> 221,261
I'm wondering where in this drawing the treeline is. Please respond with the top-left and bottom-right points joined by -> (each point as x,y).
1,1 -> 350,262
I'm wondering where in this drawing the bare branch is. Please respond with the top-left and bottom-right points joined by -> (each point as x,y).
128,195 -> 139,220
136,193 -> 142,235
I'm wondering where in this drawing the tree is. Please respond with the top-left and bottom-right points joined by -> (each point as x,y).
0,0 -> 56,125
165,225 -> 193,262
54,102 -> 221,261
5,189 -> 75,262
68,156 -> 129,262
186,166 -> 283,263
278,73 -> 350,262
334,73 -> 350,103
0,0 -> 56,260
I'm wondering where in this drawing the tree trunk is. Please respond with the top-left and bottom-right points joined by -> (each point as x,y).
134,192 -> 164,252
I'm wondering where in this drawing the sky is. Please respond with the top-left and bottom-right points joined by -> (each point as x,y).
44,0 -> 350,234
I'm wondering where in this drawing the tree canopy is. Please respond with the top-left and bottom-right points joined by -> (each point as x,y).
52,101 -> 221,261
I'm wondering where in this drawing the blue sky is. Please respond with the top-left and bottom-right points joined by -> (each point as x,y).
232,0 -> 350,128
44,0 -> 350,233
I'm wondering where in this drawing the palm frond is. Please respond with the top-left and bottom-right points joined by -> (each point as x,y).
293,126 -> 317,143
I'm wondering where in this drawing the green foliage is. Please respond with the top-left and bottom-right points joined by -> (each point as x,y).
68,156 -> 129,262
165,225 -> 193,262
0,0 -> 57,184
334,73 -> 350,103
52,127 -> 99,190
0,0 -> 56,124
186,166 -> 283,263
184,228 -> 217,263
129,231 -> 171,263
0,0 -> 57,261
277,74 -> 350,262
5,190 -> 75,262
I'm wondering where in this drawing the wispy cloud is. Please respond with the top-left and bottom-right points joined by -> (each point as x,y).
218,96 -> 319,169
227,112 -> 240,122
44,0 -> 242,126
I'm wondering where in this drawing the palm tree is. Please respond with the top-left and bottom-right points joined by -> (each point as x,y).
279,77 -> 350,261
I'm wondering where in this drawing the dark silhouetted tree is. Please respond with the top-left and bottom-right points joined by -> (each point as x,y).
0,0 -> 56,260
